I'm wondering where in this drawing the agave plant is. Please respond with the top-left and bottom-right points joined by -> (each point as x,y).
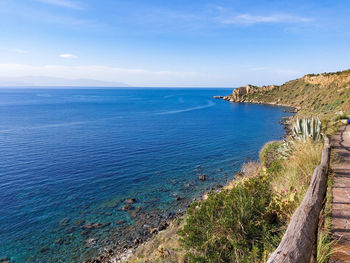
292,117 -> 322,142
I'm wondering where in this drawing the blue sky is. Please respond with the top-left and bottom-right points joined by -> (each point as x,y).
0,0 -> 350,87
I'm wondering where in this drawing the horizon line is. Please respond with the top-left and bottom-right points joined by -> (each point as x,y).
0,86 -> 235,89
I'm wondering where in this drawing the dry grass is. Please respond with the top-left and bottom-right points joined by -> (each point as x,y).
126,218 -> 186,263
271,140 -> 323,197
241,161 -> 260,177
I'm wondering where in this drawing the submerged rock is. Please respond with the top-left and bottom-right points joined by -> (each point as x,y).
39,247 -> 50,254
0,257 -> 10,263
144,197 -> 159,203
115,220 -> 127,225
58,217 -> 70,227
86,238 -> 98,248
198,174 -> 206,181
81,222 -> 110,230
121,204 -> 132,211
128,207 -> 141,218
80,230 -> 90,236
124,198 -> 136,204
55,237 -> 64,245
73,219 -> 86,226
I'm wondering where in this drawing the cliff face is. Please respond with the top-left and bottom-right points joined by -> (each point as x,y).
221,69 -> 350,116
303,70 -> 350,87
224,84 -> 276,102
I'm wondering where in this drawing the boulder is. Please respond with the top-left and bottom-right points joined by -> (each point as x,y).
124,198 -> 136,204
198,174 -> 206,181
121,204 -> 132,211
158,221 -> 168,231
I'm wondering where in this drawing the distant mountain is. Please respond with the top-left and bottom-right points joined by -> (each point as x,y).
0,76 -> 129,87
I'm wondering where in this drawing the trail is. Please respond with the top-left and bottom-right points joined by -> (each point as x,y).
331,124 -> 350,262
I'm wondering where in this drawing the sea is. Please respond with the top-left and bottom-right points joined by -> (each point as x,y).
0,88 -> 292,262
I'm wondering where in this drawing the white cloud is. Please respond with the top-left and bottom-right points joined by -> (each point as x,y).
221,13 -> 313,25
35,0 -> 83,10
11,49 -> 29,54
59,54 -> 78,59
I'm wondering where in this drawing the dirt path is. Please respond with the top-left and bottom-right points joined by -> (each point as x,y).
330,124 -> 350,262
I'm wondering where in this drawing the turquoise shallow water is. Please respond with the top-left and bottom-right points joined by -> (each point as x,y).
0,88 -> 291,262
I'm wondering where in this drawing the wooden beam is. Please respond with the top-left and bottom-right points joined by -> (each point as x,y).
267,137 -> 330,263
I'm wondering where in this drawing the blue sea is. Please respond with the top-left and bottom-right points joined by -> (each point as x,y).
0,88 -> 291,262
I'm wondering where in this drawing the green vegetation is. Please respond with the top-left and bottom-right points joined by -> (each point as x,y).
126,138 -> 323,263
292,117 -> 322,142
231,69 -> 350,117
179,174 -> 279,263
126,70 -> 350,263
179,138 -> 322,262
334,113 -> 349,121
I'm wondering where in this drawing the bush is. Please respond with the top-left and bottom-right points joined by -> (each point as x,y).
179,140 -> 323,263
179,174 -> 283,263
260,141 -> 282,168
269,187 -> 299,223
334,113 -> 348,121
260,141 -> 289,170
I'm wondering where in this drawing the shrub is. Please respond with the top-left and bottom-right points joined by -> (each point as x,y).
269,187 -> 299,223
260,141 -> 284,169
179,175 -> 283,263
178,134 -> 323,263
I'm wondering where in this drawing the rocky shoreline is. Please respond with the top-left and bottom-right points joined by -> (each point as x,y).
83,93 -> 295,263
82,205 -> 184,263
213,84 -> 299,112
82,182 -> 227,263
214,97 -> 295,137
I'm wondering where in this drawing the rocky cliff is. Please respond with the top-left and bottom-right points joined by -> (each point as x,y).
219,69 -> 350,116
222,84 -> 276,102
303,70 -> 350,87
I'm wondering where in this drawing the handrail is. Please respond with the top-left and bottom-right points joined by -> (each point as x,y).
266,136 -> 331,263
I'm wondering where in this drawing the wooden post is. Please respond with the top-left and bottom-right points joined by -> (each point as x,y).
266,137 -> 330,263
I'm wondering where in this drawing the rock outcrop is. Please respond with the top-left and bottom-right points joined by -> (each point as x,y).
303,71 -> 350,87
221,84 -> 276,103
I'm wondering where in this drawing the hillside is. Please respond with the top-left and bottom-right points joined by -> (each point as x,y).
222,69 -> 350,116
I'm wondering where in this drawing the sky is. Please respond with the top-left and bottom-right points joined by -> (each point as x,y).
0,0 -> 350,87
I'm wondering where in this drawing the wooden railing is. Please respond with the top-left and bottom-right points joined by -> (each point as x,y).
267,137 -> 331,263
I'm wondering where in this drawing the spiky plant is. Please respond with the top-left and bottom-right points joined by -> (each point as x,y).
292,117 -> 322,142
